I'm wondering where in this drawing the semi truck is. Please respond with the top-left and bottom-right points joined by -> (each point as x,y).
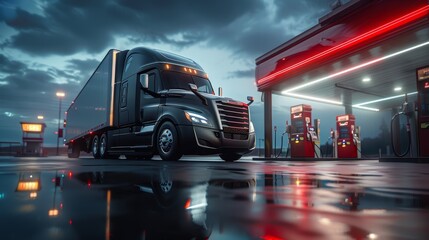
64,47 -> 255,161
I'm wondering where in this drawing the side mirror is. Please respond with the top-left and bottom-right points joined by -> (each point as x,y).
189,83 -> 198,92
247,96 -> 254,106
140,74 -> 149,89
188,83 -> 208,106
218,87 -> 223,96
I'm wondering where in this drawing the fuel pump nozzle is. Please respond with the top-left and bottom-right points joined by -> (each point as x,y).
330,128 -> 337,158
305,118 -> 321,158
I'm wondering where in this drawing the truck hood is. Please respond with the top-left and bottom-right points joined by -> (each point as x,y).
163,89 -> 247,105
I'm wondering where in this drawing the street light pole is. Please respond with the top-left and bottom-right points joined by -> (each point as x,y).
56,92 -> 65,156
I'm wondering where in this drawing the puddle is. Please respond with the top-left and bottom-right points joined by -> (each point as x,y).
0,162 -> 428,239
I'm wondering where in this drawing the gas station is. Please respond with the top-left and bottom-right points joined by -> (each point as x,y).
255,0 -> 429,161
19,122 -> 47,157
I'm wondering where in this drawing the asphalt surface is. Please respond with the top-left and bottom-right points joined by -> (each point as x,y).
0,156 -> 428,240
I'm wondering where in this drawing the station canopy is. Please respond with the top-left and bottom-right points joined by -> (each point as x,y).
255,0 -> 429,112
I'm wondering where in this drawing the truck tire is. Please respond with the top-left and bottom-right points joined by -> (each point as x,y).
67,143 -> 80,158
92,135 -> 100,159
219,153 -> 242,162
99,133 -> 110,159
157,121 -> 183,161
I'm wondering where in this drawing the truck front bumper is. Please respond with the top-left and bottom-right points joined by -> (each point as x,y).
177,125 -> 256,155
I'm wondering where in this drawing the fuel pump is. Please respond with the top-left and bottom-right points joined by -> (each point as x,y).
289,104 -> 321,158
335,114 -> 361,158
416,66 -> 429,157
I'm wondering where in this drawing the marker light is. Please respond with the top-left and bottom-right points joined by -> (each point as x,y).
362,77 -> 371,82
165,64 -> 170,70
394,87 -> 402,91
258,5 -> 429,86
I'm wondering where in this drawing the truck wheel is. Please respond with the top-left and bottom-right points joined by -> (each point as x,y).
220,153 -> 242,162
157,122 -> 182,161
99,133 -> 110,159
67,143 -> 80,158
92,135 -> 100,159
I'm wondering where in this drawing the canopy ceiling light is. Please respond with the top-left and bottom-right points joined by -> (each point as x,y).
258,5 -> 429,86
281,41 -> 429,94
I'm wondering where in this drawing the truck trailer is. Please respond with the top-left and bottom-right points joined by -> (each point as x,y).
65,47 -> 255,161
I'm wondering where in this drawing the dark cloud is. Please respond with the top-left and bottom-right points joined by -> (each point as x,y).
273,0 -> 334,23
0,53 -> 26,73
5,8 -> 46,30
1,0 -> 334,58
2,0 -> 264,56
65,58 -> 100,83
0,55 -> 81,122
208,16 -> 293,59
228,69 -> 254,79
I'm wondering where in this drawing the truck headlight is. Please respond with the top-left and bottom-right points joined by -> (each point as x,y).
249,121 -> 255,133
185,111 -> 211,126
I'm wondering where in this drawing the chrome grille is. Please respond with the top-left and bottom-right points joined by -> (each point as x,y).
216,101 -> 249,134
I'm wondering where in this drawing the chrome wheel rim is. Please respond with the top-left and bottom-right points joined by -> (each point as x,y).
159,169 -> 172,193
159,129 -> 173,154
100,136 -> 106,156
93,138 -> 98,155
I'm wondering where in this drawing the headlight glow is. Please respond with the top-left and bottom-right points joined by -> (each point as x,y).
185,111 -> 210,125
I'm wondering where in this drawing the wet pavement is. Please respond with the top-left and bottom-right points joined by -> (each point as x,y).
0,156 -> 428,240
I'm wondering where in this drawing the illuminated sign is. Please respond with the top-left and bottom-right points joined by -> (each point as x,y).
291,106 -> 303,114
21,123 -> 43,133
417,67 -> 429,81
48,209 -> 59,217
17,181 -> 40,191
338,115 -> 349,121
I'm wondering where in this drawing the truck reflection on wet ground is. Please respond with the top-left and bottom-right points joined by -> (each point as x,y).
1,160 -> 429,239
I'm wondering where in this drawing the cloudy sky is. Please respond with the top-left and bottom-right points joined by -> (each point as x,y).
0,0 -> 387,147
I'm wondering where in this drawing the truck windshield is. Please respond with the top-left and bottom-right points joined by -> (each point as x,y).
162,71 -> 214,94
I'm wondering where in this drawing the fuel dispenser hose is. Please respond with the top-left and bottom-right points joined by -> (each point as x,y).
390,112 -> 411,157
311,140 -> 321,158
275,133 -> 289,158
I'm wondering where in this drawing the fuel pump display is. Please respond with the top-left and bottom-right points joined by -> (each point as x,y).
289,104 -> 320,158
335,114 -> 361,158
416,66 -> 429,157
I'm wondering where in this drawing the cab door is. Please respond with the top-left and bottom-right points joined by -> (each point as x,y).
136,69 -> 161,146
